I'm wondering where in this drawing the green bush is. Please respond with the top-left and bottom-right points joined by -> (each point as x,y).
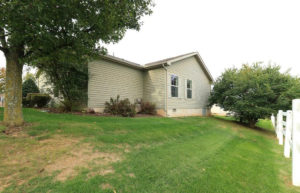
22,79 -> 39,98
209,63 -> 300,128
104,95 -> 136,117
22,97 -> 31,107
140,101 -> 156,115
26,93 -> 51,108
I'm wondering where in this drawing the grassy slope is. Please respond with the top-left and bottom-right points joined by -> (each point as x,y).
0,108 -> 299,193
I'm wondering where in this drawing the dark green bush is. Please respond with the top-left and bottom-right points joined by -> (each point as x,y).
26,93 -> 51,108
22,79 -> 39,98
22,97 -> 31,107
140,101 -> 156,115
104,95 -> 136,117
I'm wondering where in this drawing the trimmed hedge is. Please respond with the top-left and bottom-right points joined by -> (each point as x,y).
23,93 -> 51,108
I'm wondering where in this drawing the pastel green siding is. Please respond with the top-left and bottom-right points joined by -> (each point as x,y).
143,68 -> 166,109
167,56 -> 211,110
88,59 -> 144,109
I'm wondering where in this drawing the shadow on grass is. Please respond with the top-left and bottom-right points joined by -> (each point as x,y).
213,116 -> 276,137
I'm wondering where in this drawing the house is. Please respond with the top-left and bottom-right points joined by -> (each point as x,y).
88,52 -> 214,117
0,93 -> 4,107
211,105 -> 229,116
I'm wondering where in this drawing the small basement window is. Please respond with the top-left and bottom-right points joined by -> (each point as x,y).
187,79 -> 192,99
171,75 -> 178,97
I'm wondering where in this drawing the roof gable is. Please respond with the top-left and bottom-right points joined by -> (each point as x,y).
144,52 -> 214,82
98,52 -> 214,82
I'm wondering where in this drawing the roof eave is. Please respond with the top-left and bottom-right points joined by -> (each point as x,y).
98,55 -> 144,70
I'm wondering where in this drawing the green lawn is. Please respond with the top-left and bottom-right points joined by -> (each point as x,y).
0,108 -> 298,193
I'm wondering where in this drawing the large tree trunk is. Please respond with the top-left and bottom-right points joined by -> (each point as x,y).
3,51 -> 24,127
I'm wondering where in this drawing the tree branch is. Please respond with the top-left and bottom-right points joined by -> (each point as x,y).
0,28 -> 8,53
0,32 -> 11,38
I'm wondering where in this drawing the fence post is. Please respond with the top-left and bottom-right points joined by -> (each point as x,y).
278,110 -> 283,145
271,114 -> 275,128
276,113 -> 280,139
292,99 -> 300,186
284,110 -> 292,158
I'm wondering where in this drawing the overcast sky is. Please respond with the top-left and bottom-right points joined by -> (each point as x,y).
1,0 -> 299,79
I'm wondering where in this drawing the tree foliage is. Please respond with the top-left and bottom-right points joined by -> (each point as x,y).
209,63 -> 300,127
23,71 -> 37,83
22,79 -> 39,98
37,58 -> 88,112
0,0 -> 153,126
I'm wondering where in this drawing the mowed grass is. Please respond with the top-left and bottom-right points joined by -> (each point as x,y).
0,108 -> 299,193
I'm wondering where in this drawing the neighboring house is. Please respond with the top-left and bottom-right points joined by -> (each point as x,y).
37,73 -> 53,94
0,93 -> 4,107
36,72 -> 62,105
211,105 -> 229,116
88,52 -> 214,117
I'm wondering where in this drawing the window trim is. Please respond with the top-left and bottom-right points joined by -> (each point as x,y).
186,79 -> 192,99
171,74 -> 179,98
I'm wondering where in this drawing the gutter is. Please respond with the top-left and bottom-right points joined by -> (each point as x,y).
162,63 -> 168,117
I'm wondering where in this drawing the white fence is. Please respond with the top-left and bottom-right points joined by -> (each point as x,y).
271,99 -> 300,186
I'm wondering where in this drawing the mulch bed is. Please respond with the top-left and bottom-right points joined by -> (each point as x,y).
38,108 -> 161,118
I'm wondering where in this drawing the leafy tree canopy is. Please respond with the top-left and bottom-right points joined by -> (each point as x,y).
209,63 -> 300,127
37,56 -> 88,112
0,0 -> 153,126
23,71 -> 37,83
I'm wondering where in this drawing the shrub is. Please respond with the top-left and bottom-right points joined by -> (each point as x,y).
104,95 -> 136,117
22,79 -> 39,98
118,98 -> 136,117
209,63 -> 300,128
22,97 -> 31,107
140,101 -> 156,115
104,95 -> 120,115
26,93 -> 51,108
87,108 -> 96,114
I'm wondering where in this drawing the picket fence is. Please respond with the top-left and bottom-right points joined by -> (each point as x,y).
271,99 -> 300,186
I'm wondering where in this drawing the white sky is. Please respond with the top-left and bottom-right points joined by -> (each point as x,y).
1,0 -> 299,79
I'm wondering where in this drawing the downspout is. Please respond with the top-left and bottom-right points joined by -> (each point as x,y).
162,63 -> 168,117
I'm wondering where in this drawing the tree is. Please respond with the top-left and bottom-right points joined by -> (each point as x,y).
0,67 -> 5,93
23,71 -> 37,83
37,58 -> 88,111
209,63 -> 300,128
22,79 -> 39,98
0,1 -> 153,126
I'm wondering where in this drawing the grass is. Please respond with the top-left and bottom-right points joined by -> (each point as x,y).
0,108 -> 299,193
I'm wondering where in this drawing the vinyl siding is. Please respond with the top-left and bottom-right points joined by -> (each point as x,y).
167,56 -> 211,110
143,68 -> 166,109
88,59 -> 144,109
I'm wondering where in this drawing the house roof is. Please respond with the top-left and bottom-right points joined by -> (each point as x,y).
99,52 -> 214,82
144,52 -> 214,82
99,54 -> 144,70
144,52 -> 196,68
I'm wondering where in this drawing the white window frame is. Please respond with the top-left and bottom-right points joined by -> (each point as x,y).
187,79 -> 192,99
171,74 -> 179,98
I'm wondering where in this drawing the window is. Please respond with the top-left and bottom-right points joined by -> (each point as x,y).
187,79 -> 192,99
171,75 -> 178,97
